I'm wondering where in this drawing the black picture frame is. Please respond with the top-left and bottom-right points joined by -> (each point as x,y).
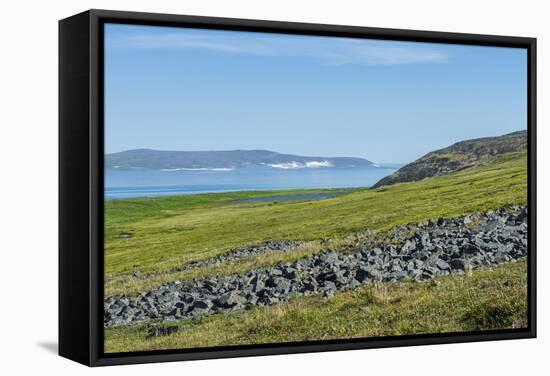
59,9 -> 537,367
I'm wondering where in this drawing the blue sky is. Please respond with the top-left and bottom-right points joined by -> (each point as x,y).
104,23 -> 527,163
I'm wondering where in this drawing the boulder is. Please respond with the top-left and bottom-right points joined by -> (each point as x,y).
435,259 -> 451,271
216,292 -> 246,308
449,259 -> 465,271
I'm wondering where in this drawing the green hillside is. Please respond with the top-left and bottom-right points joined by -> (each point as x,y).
372,130 -> 526,188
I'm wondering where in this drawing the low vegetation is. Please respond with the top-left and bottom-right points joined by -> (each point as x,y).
105,153 -> 527,297
104,260 -> 528,353
372,131 -> 527,188
103,145 -> 529,354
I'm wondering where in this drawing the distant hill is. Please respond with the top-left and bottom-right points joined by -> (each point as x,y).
105,149 -> 378,170
372,130 -> 527,188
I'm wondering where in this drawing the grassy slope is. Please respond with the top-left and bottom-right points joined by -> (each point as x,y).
104,152 -> 528,353
105,153 -> 527,280
372,131 -> 526,188
104,260 -> 528,353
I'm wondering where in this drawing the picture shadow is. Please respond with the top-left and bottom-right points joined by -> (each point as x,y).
37,341 -> 58,355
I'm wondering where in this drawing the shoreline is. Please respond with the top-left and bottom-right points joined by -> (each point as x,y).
104,165 -> 397,200
104,186 -> 368,201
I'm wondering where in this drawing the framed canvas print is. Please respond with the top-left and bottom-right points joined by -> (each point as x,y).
59,9 -> 537,366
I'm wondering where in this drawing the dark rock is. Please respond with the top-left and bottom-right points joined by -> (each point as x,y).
192,300 -> 211,310
302,278 -> 319,292
263,296 -> 280,305
449,259 -> 465,271
355,267 -> 377,282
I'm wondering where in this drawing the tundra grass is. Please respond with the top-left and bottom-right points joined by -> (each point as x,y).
105,153 -> 527,286
104,259 -> 528,353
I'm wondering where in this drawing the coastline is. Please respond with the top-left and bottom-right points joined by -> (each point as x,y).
104,166 -> 397,200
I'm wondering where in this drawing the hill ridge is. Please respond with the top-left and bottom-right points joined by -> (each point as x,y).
106,149 -> 376,170
372,130 -> 527,188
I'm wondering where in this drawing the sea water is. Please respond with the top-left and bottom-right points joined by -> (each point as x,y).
105,166 -> 396,200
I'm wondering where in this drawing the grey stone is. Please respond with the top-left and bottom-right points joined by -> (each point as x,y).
216,292 -> 246,308
272,277 -> 291,294
435,259 -> 451,271
493,252 -> 509,263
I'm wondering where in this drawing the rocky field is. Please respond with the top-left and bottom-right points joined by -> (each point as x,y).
104,205 -> 528,329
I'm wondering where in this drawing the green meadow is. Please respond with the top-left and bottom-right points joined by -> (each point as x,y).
104,152 -> 527,352
105,260 -> 527,353
105,153 -> 527,297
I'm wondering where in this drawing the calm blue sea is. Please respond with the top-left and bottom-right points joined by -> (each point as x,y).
104,167 -> 396,200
